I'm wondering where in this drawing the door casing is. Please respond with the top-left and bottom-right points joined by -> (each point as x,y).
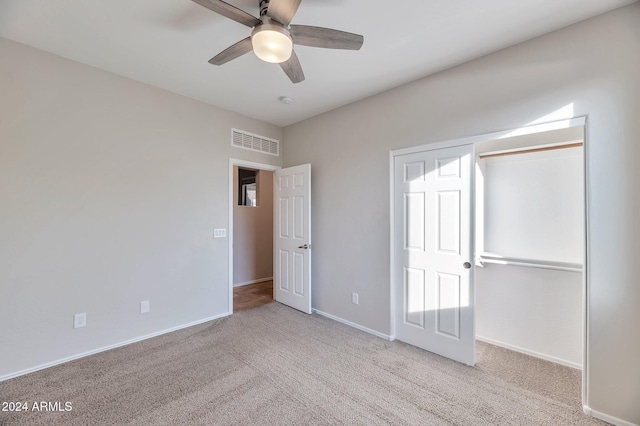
228,158 -> 280,314
228,159 -> 312,315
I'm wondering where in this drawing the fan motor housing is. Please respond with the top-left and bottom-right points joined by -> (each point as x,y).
259,0 -> 270,17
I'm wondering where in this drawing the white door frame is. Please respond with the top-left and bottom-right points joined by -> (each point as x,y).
389,116 -> 590,405
228,158 -> 280,315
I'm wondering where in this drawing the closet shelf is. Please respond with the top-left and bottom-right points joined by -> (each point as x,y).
477,253 -> 583,273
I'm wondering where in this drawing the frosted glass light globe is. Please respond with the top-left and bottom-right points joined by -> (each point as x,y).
251,25 -> 293,64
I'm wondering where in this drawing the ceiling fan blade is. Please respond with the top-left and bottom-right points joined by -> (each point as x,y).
266,0 -> 301,26
280,50 -> 305,83
290,25 -> 363,50
191,0 -> 261,27
209,37 -> 253,65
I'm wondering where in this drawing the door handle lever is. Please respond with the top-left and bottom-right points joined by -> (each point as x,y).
297,244 -> 311,249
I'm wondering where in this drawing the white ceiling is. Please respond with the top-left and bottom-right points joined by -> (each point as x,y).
0,0 -> 636,127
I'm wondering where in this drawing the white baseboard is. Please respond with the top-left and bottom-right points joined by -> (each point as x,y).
476,335 -> 582,370
0,312 -> 230,383
312,309 -> 392,341
233,277 -> 273,287
584,405 -> 638,426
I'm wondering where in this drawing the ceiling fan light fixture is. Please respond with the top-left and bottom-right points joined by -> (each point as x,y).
251,23 -> 293,64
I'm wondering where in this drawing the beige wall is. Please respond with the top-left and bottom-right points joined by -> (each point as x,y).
283,3 -> 640,424
0,37 -> 282,379
233,166 -> 274,285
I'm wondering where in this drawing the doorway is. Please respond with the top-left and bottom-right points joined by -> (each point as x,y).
229,159 -> 280,314
228,159 -> 313,315
390,116 -> 588,403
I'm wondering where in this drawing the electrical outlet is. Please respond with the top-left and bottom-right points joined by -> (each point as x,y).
352,292 -> 359,305
140,300 -> 150,314
74,313 -> 86,329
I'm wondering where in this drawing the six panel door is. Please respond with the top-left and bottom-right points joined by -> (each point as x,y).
393,144 -> 475,366
274,164 -> 312,314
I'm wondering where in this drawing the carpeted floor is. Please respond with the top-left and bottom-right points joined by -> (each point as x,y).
0,303 -> 605,425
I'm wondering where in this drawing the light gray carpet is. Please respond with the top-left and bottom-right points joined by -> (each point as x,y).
0,303 -> 605,425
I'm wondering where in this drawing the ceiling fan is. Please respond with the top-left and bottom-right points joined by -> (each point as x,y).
192,0 -> 364,83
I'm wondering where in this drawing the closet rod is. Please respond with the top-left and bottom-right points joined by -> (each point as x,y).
479,142 -> 583,159
478,254 -> 583,273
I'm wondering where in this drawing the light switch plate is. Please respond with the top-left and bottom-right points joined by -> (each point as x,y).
140,300 -> 150,314
214,228 -> 227,238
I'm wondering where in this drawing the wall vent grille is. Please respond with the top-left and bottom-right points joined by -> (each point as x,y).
231,128 -> 279,156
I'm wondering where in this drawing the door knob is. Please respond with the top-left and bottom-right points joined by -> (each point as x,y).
298,244 -> 311,249
463,262 -> 471,269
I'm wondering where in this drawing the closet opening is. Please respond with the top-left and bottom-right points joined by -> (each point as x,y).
474,123 -> 585,371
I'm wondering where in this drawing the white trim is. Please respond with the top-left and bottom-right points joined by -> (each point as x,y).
313,309 -> 393,341
0,313 -> 229,383
228,158 -> 281,315
470,142 -> 478,365
389,152 -> 396,341
581,116 -> 591,410
584,406 -> 638,426
233,277 -> 273,287
230,158 -> 280,171
476,335 -> 581,370
392,138 -> 475,157
475,160 -> 486,265
392,117 -> 587,158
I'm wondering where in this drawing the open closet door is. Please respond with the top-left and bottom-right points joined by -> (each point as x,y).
274,164 -> 312,314
393,144 -> 475,366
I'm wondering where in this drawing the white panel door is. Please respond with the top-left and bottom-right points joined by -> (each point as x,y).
275,164 -> 311,314
394,144 -> 475,366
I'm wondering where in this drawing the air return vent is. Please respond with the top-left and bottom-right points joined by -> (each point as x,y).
231,128 -> 279,156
